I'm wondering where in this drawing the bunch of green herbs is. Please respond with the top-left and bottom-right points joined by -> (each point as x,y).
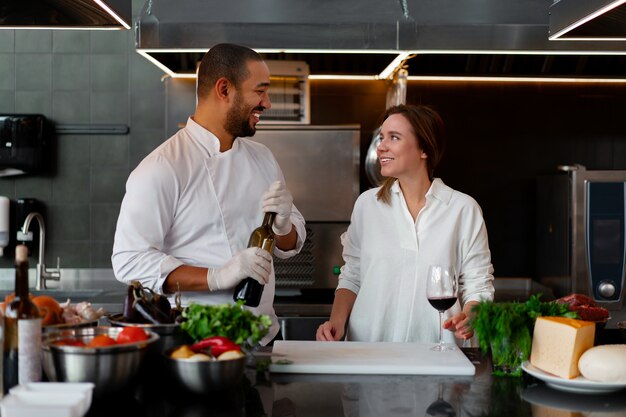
471,294 -> 577,376
181,301 -> 272,348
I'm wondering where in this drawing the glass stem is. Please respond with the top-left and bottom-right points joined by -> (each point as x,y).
438,311 -> 444,345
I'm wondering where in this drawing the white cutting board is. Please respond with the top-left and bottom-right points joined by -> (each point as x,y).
269,341 -> 475,375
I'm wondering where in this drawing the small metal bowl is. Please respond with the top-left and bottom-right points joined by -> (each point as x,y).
163,347 -> 246,394
106,313 -> 189,353
42,326 -> 159,397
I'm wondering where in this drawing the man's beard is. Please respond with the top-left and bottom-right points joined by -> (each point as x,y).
225,93 -> 258,138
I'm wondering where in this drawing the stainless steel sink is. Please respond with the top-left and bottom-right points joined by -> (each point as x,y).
0,289 -> 103,302
278,316 -> 329,341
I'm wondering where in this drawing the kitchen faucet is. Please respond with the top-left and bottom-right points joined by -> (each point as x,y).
18,212 -> 61,290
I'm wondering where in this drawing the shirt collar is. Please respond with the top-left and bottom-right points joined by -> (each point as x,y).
390,178 -> 453,205
185,117 -> 233,157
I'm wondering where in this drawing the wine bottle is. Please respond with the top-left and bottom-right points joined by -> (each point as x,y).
233,212 -> 276,307
3,244 -> 42,392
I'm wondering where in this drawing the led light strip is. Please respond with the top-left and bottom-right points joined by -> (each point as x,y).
549,0 -> 626,40
94,0 -> 131,30
1,0 -> 129,30
136,48 -> 626,83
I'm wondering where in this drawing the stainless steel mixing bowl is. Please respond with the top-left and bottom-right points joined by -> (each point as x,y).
42,326 -> 159,397
164,348 -> 246,394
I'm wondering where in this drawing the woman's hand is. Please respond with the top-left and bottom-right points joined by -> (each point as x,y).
316,320 -> 345,341
443,312 -> 473,340
443,301 -> 478,340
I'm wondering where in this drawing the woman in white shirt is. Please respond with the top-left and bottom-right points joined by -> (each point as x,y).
316,104 -> 494,344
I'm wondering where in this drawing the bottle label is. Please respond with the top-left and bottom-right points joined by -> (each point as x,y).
17,318 -> 42,384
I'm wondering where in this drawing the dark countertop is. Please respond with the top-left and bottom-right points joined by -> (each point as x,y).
85,330 -> 626,417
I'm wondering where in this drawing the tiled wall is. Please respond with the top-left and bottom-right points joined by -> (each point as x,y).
1,2 -> 626,279
0,0 -> 166,268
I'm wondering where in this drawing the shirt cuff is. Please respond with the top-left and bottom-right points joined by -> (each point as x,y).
158,255 -> 185,293
336,279 -> 360,295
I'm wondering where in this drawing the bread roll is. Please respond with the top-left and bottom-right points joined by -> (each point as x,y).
578,344 -> 626,382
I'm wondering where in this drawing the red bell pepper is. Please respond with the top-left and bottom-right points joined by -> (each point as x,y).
190,336 -> 241,357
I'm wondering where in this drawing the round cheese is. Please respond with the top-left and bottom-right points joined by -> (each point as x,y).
578,344 -> 626,382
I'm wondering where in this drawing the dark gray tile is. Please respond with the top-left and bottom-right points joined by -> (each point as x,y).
0,31 -> 14,53
14,177 -> 53,201
47,204 -> 90,240
15,30 -> 52,53
90,135 -> 128,167
56,135 -> 91,166
53,54 -> 90,91
130,91 -> 165,128
53,31 -> 90,53
52,91 -> 90,123
15,91 -> 52,115
91,92 -> 129,124
91,204 -> 120,240
90,241 -> 114,268
91,54 -> 128,91
46,241 -> 91,268
132,0 -> 146,18
90,31 -> 129,54
0,179 -> 16,197
0,91 -> 14,113
90,168 -> 127,204
0,54 -> 15,90
52,165 -> 90,204
15,54 -> 52,91
129,128 -> 166,168
130,53 -> 165,92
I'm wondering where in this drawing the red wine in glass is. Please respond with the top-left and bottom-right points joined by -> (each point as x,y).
428,296 -> 457,312
426,265 -> 458,352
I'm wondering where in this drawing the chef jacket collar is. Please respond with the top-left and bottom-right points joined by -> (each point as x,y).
391,178 -> 452,205
185,117 -> 241,156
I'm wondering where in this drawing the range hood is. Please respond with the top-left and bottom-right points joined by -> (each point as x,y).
549,0 -> 626,40
136,0 -> 626,80
0,0 -> 131,30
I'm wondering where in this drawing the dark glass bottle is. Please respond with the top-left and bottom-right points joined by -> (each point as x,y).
233,212 -> 276,307
4,244 -> 42,392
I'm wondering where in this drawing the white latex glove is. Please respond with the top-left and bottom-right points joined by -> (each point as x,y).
261,181 -> 293,236
206,247 -> 272,291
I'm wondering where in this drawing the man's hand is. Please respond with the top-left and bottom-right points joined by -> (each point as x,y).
261,181 -> 293,236
206,247 -> 272,291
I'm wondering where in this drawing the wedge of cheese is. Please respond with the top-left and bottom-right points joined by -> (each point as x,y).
530,316 -> 595,379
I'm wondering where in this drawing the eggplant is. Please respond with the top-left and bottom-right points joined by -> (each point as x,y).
122,280 -> 177,324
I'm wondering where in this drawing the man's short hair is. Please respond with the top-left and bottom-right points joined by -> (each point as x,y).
196,44 -> 264,98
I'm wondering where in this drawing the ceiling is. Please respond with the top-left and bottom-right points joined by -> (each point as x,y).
0,0 -> 131,30
114,0 -> 626,78
549,0 -> 626,40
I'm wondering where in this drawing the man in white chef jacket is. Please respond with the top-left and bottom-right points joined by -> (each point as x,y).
112,44 -> 306,345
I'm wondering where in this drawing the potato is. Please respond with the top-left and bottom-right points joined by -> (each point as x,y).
217,350 -> 245,361
170,345 -> 195,359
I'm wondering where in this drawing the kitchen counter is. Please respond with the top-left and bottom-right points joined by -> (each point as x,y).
82,336 -> 626,417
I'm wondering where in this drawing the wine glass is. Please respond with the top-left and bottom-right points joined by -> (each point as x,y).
426,265 -> 458,352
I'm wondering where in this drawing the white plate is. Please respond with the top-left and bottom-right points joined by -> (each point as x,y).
522,361 -> 626,394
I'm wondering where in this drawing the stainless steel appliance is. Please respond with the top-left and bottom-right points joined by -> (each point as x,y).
251,125 -> 360,290
537,164 -> 626,310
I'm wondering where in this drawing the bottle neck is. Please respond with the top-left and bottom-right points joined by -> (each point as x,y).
263,212 -> 276,226
15,259 -> 29,299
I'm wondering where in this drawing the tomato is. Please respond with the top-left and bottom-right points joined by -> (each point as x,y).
116,327 -> 149,344
54,338 -> 86,347
88,335 -> 117,347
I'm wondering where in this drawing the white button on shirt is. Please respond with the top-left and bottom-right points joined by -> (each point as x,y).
338,178 -> 494,344
112,117 -> 306,345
